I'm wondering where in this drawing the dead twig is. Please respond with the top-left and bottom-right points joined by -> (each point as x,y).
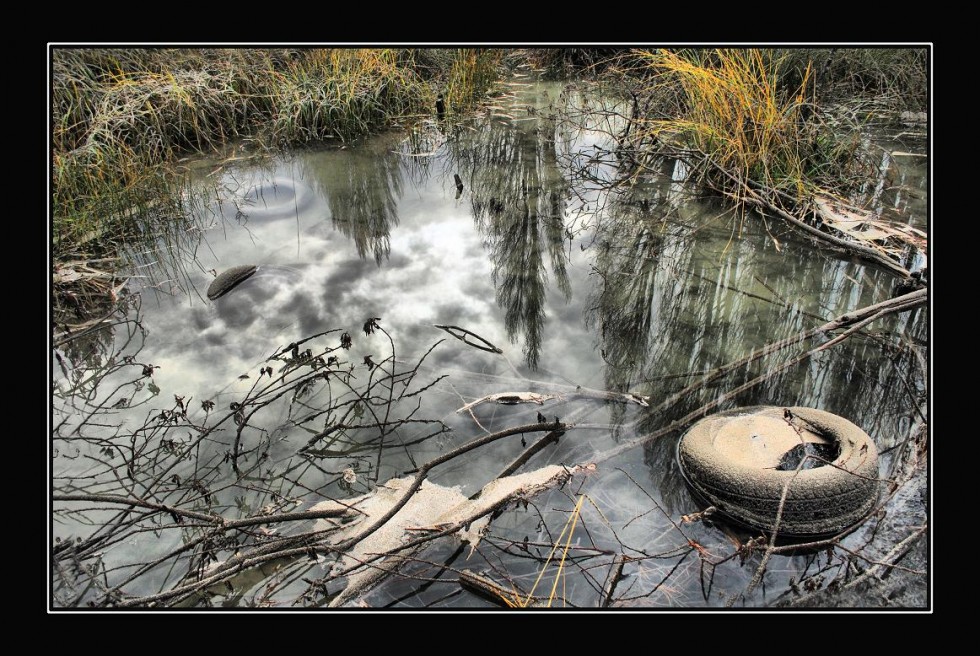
601,555 -> 628,608
434,324 -> 503,353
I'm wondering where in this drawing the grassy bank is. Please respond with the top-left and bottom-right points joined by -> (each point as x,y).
51,46 -> 926,328
586,48 -> 927,236
51,47 -> 504,260
626,48 -> 836,199
616,48 -> 926,196
776,47 -> 928,110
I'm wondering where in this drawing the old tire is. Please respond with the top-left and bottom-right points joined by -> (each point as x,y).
676,406 -> 879,536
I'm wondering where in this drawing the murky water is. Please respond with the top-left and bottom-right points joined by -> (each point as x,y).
51,75 -> 928,609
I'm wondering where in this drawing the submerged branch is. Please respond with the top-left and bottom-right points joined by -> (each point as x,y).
603,288 -> 927,460
739,182 -> 911,278
457,389 -> 649,414
334,421 -> 568,553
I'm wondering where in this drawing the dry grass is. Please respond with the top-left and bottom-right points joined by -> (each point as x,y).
777,47 -> 928,111
498,494 -> 585,608
268,49 -> 428,144
632,48 -> 816,199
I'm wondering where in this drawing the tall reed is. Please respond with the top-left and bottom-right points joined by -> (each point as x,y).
618,48 -> 899,201
445,49 -> 504,113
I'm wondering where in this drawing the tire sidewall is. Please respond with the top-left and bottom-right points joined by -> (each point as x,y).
677,405 -> 879,536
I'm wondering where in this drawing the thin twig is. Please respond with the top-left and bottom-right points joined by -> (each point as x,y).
434,324 -> 503,354
492,429 -> 563,481
601,555 -> 628,608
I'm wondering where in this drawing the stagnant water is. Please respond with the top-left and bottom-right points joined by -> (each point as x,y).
51,76 -> 929,609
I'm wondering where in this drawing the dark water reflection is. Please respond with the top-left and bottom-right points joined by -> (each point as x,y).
450,104 -> 572,370
51,75 -> 928,609
308,138 -> 405,264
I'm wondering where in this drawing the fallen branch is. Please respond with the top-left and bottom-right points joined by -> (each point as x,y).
690,153 -> 916,278
813,193 -> 927,256
321,462 -> 591,607
493,429 -> 564,480
457,392 -> 556,412
333,421 -> 568,555
434,324 -> 503,353
741,185 -> 911,278
841,524 -> 929,588
108,497 -> 366,529
601,555 -> 628,608
457,388 -> 649,414
459,569 -> 532,607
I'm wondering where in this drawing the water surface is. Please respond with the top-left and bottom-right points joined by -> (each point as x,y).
51,75 -> 929,609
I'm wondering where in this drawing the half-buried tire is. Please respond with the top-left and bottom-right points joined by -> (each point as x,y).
207,265 -> 258,301
676,406 -> 879,537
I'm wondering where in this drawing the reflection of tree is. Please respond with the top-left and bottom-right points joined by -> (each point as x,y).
304,138 -> 404,265
584,183 -> 928,510
450,107 -> 571,370
586,200 -> 670,392
400,122 -> 441,189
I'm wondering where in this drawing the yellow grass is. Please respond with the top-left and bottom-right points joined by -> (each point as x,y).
634,48 -> 814,199
495,494 -> 585,608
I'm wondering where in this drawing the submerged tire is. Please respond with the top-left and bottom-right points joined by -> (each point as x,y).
677,406 -> 879,536
207,265 -> 258,301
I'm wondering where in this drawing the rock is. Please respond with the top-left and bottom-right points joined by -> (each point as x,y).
207,265 -> 258,300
